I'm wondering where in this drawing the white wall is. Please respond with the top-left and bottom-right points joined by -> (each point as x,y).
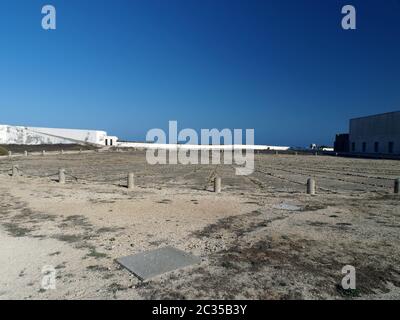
117,142 -> 290,151
0,125 -> 7,144
27,127 -> 107,145
0,125 -> 112,145
0,125 -> 76,145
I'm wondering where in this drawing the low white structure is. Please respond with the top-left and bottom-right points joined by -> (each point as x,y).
0,124 -> 118,146
117,142 -> 290,151
105,136 -> 118,146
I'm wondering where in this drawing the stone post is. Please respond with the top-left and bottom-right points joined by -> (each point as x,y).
12,165 -> 19,177
394,178 -> 400,194
307,178 -> 316,195
59,168 -> 66,184
214,176 -> 221,193
128,172 -> 134,190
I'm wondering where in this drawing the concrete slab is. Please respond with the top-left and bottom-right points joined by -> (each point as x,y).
273,203 -> 301,211
116,246 -> 201,281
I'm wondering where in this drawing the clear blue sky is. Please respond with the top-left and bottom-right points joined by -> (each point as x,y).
0,0 -> 399,147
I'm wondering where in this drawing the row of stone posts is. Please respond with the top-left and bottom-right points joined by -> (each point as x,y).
10,150 -> 47,157
52,169 -> 223,193
51,174 -> 400,195
6,165 -> 400,195
9,151 -> 29,157
6,163 -> 224,193
8,149 -> 315,158
305,177 -> 400,195
7,149 -> 80,157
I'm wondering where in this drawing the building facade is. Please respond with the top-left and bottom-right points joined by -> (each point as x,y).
334,133 -> 349,153
0,125 -> 118,146
349,111 -> 400,155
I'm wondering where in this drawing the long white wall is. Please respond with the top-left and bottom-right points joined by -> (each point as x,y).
117,142 -> 290,151
0,125 -> 109,145
27,127 -> 107,145
0,125 -> 75,145
0,126 -> 7,143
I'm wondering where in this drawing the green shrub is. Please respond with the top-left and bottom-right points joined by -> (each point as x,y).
0,146 -> 8,156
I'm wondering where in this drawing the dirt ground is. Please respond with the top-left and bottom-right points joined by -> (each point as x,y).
0,151 -> 399,300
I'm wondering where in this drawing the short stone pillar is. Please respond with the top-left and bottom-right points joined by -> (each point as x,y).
307,178 -> 316,195
42,150 -> 46,156
12,165 -> 19,177
275,151 -> 279,155
59,169 -> 66,184
394,178 -> 400,194
61,149 -> 64,155
127,172 -> 134,190
214,176 -> 222,193
24,151 -> 28,157
8,151 -> 12,158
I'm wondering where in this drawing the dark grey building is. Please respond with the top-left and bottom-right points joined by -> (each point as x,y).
349,111 -> 400,155
334,133 -> 349,153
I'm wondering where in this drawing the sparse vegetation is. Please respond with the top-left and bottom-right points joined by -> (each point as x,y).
54,234 -> 83,243
336,284 -> 361,298
2,222 -> 33,237
0,146 -> 8,156
87,265 -> 109,272
85,247 -> 108,259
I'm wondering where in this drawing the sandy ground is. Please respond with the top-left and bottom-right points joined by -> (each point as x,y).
0,151 -> 399,300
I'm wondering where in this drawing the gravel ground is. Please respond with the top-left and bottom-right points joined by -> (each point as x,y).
0,151 -> 399,299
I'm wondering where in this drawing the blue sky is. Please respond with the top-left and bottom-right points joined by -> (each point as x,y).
0,0 -> 399,146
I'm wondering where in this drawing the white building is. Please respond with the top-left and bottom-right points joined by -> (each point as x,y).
0,125 -> 118,146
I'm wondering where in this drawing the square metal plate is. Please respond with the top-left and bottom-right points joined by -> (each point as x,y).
116,246 -> 201,281
273,203 -> 301,211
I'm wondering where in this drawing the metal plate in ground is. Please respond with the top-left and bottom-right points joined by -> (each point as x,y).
273,203 -> 301,211
116,246 -> 201,281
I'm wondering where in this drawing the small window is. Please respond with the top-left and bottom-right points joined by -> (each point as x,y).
351,142 -> 355,152
389,142 -> 394,154
362,142 -> 366,153
105,139 -> 108,146
110,139 -> 113,146
374,142 -> 379,153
